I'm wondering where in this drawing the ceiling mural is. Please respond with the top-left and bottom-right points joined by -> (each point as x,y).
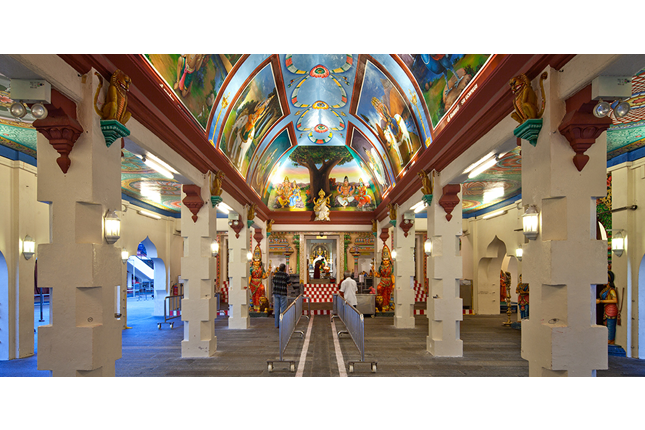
607,69 -> 645,160
348,125 -> 391,194
0,118 -> 36,157
216,56 -> 286,177
354,59 -> 423,178
250,126 -> 296,198
399,54 -> 491,128
461,147 -> 522,215
144,54 -> 243,129
121,149 -> 182,213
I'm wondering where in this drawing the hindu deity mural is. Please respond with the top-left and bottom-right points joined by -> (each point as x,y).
218,61 -> 284,176
355,60 -> 422,177
144,54 -> 243,128
248,244 -> 269,312
349,127 -> 392,193
399,54 -> 491,128
374,245 -> 395,312
249,127 -> 295,198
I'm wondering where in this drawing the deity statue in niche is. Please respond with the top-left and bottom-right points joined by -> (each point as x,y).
289,180 -> 304,208
248,245 -> 269,312
335,176 -> 355,207
500,270 -> 508,305
314,189 -> 331,221
597,271 -> 619,344
374,245 -> 395,311
276,176 -> 293,208
355,178 -> 372,209
516,275 -> 529,319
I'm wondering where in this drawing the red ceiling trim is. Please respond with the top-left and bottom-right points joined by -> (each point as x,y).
270,210 -> 374,225
348,55 -> 366,115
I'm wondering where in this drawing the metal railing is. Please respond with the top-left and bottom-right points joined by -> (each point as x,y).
267,294 -> 308,372
331,293 -> 377,373
158,294 -> 183,329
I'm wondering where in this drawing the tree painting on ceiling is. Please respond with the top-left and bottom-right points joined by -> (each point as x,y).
144,54 -> 242,129
356,60 -> 422,178
401,54 -> 491,128
219,62 -> 283,177
349,127 -> 392,194
250,128 -> 294,198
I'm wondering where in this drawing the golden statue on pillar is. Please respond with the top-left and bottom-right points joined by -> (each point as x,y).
510,72 -> 548,124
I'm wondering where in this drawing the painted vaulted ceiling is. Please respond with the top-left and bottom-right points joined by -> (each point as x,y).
2,61 -> 645,218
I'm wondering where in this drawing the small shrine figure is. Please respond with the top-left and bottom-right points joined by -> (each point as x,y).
597,270 -> 619,344
374,245 -> 395,311
314,189 -> 331,221
516,274 -> 529,319
355,178 -> 372,209
248,245 -> 269,312
336,176 -> 355,207
276,177 -> 293,208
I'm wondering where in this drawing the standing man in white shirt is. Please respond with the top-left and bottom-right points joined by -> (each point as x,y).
339,271 -> 358,307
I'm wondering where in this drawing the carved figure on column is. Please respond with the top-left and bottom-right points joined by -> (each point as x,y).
510,72 -> 547,124
247,203 -> 256,228
248,245 -> 269,312
313,189 -> 331,221
388,203 -> 397,226
209,170 -> 225,207
418,170 -> 433,195
597,271 -> 619,344
94,70 -> 132,125
516,274 -> 529,319
374,245 -> 395,312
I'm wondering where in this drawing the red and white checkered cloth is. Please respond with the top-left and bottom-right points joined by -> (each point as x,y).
303,284 -> 339,303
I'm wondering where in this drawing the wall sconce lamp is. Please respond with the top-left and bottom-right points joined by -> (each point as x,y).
104,210 -> 121,245
612,230 -> 625,257
522,206 -> 539,240
121,249 -> 129,264
391,249 -> 397,260
516,247 -> 523,262
424,238 -> 433,257
247,251 -> 253,262
211,240 -> 219,257
22,235 -> 35,260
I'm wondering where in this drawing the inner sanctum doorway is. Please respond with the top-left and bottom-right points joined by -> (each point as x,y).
305,235 -> 339,284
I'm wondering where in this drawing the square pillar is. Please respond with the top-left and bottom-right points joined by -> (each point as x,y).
393,211 -> 416,328
228,205 -> 250,329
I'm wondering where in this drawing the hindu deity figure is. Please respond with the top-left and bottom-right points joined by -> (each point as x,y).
371,97 -> 412,166
355,178 -> 372,208
336,176 -> 355,207
597,271 -> 619,344
516,274 -> 529,319
230,95 -> 274,168
374,245 -> 395,311
174,54 -> 206,97
289,180 -> 303,208
248,245 -> 269,311
276,177 -> 293,208
314,189 -> 331,221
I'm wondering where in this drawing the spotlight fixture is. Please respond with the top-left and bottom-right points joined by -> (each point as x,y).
30,103 -> 48,120
613,100 -> 631,118
9,102 -> 27,119
593,99 -> 611,118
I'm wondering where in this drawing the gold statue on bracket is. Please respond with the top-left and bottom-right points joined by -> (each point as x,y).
210,170 -> 225,197
94,70 -> 132,125
418,170 -> 433,195
510,72 -> 548,124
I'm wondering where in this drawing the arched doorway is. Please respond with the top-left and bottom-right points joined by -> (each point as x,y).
476,236 -> 507,315
0,251 -> 8,360
126,237 -> 167,318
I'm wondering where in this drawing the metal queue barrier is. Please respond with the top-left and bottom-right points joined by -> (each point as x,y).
157,293 -> 220,329
267,294 -> 307,372
331,293 -> 377,373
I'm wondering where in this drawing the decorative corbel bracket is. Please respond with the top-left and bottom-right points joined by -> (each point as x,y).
182,184 -> 204,223
379,227 -> 390,245
33,97 -> 83,174
100,119 -> 130,147
558,104 -> 612,172
229,215 -> 244,238
254,227 -> 263,246
399,219 -> 414,237
438,184 -> 461,221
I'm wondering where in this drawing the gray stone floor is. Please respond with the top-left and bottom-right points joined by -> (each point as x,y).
1,297 -> 644,377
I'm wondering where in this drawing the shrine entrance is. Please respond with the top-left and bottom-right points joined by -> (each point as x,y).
305,236 -> 339,284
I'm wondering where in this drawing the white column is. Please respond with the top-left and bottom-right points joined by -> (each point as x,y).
426,176 -> 464,356
37,71 -> 122,376
228,205 -> 250,329
180,179 -> 218,357
521,67 -> 607,376
393,210 -> 416,328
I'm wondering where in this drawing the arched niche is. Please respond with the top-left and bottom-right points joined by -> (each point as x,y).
476,236 -> 507,315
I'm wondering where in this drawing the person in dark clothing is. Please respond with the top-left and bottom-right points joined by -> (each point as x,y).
273,263 -> 290,328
